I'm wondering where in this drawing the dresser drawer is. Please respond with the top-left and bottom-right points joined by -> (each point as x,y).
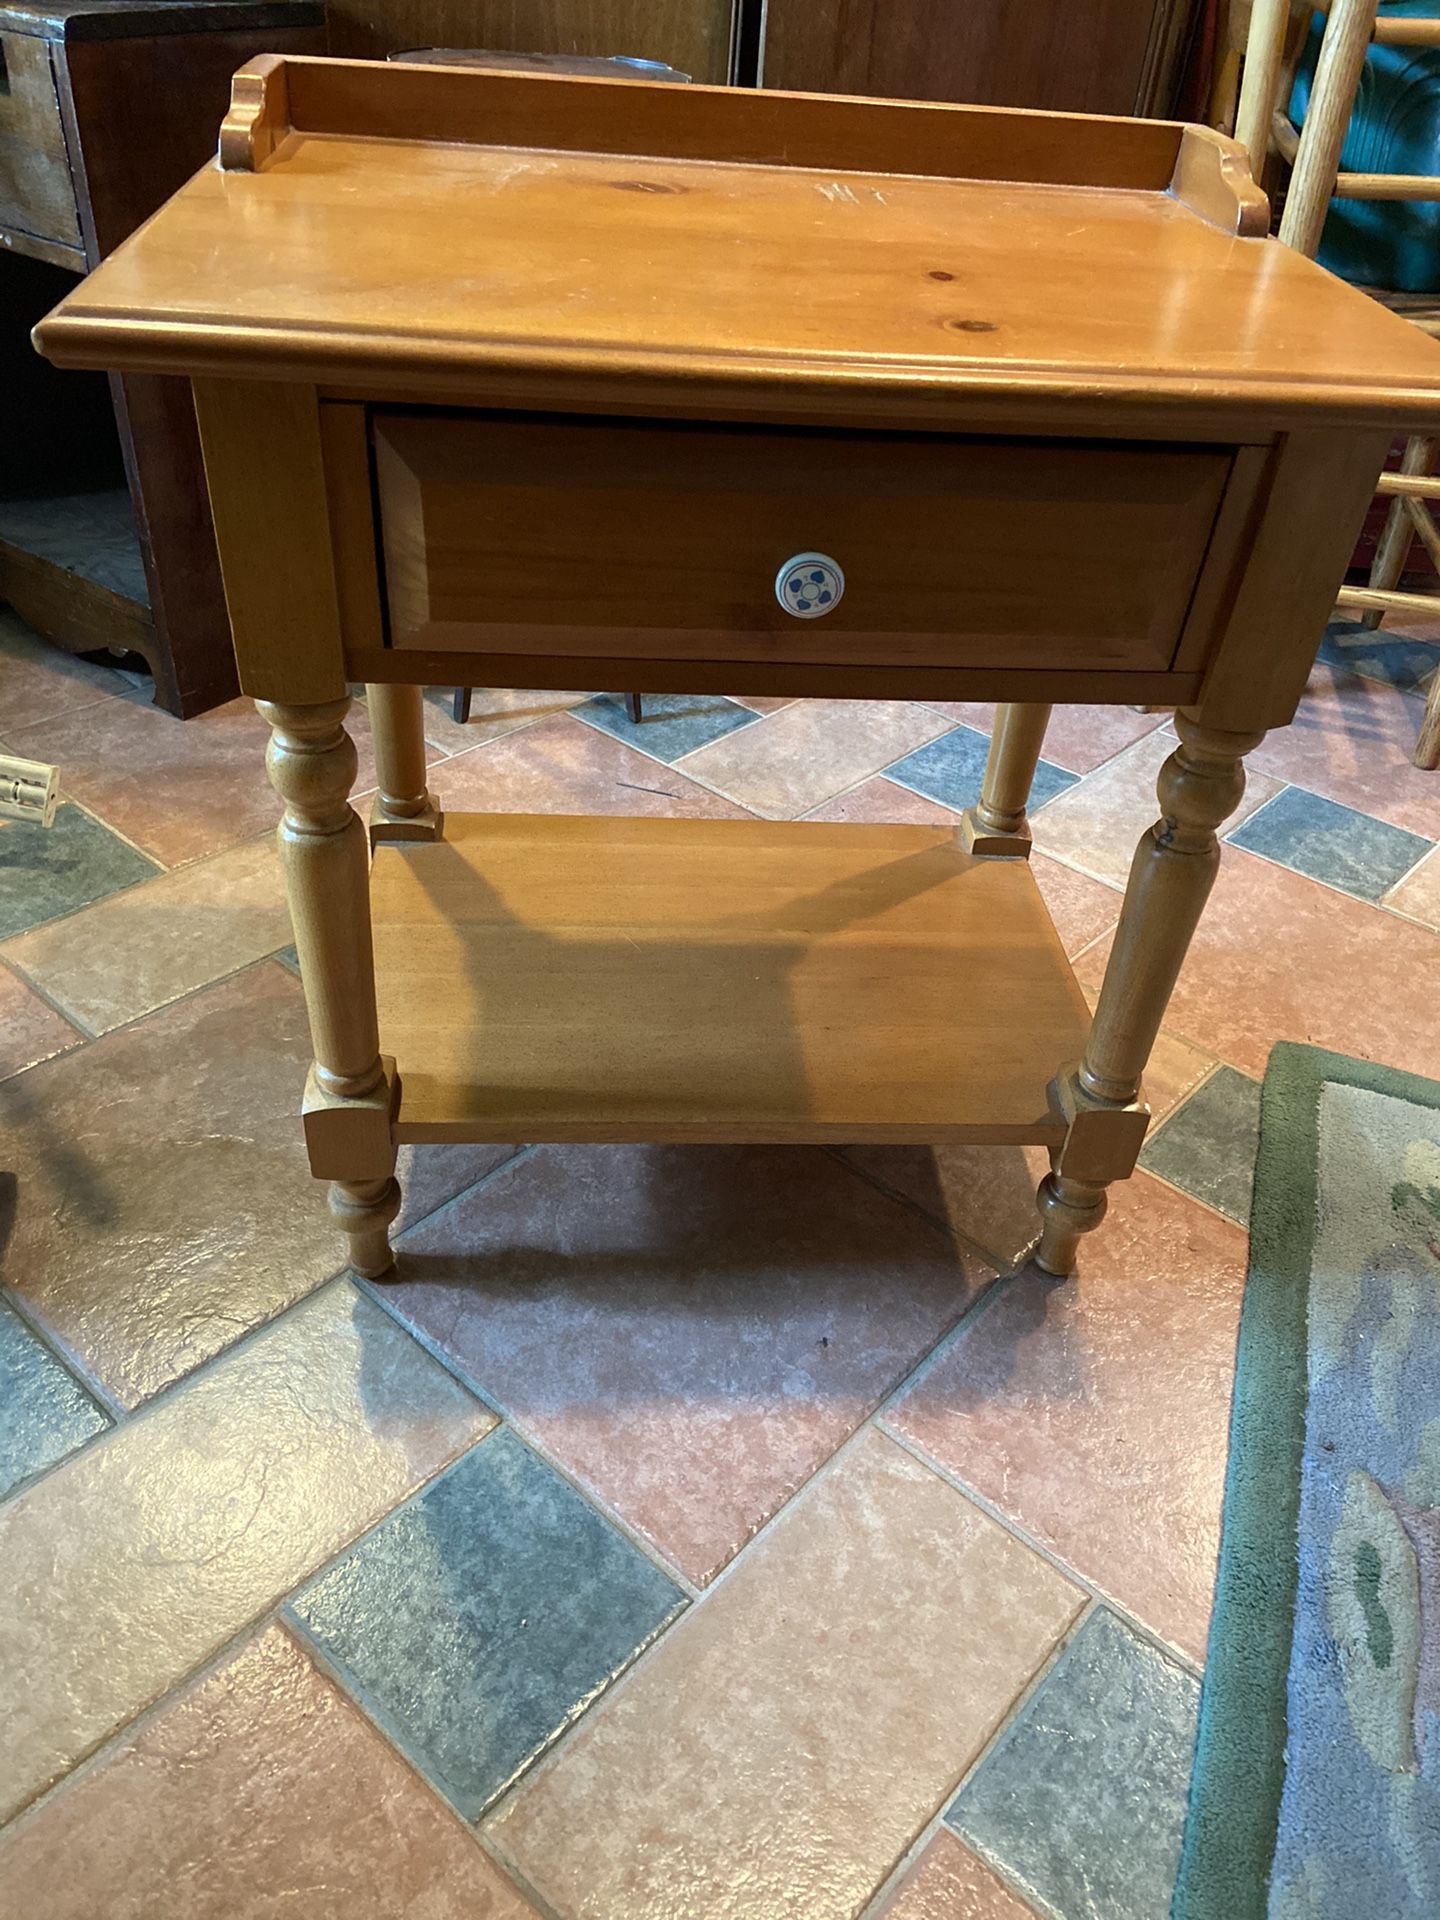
373,412 -> 1232,673
0,31 -> 81,249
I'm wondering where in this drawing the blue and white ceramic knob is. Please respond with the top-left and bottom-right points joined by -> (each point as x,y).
776,552 -> 845,619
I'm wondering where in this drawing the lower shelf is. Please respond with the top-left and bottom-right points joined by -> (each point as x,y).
372,811 -> 1091,1146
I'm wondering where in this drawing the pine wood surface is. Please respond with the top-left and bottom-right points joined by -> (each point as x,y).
371,812 -> 1091,1146
33,55 -> 1440,429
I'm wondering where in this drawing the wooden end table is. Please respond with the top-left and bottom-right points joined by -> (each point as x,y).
35,56 -> 1440,1276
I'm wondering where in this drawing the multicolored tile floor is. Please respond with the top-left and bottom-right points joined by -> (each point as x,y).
2,606 -> 1439,1919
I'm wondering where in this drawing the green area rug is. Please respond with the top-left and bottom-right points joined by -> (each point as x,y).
1173,1044 -> 1440,1919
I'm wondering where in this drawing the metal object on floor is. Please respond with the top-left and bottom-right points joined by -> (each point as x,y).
0,753 -> 60,827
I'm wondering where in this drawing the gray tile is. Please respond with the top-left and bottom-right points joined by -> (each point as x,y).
0,1300 -> 109,1499
288,1426 -> 686,1819
947,1608 -> 1199,1920
885,727 -> 1077,817
1139,1065 -> 1262,1225
1318,618 -> 1440,693
0,802 -> 160,940
577,692 -> 758,763
1227,786 -> 1432,903
272,944 -> 300,974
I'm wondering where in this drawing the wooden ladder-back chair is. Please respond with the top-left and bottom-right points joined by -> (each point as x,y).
1237,0 -> 1440,766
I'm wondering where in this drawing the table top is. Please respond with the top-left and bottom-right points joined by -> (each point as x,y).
34,54 -> 1440,430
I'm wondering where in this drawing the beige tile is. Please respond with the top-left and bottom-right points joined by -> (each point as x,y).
922,702 -> 1169,775
488,1430 -> 1082,1920
0,965 -> 82,1083
1075,843 -> 1440,1081
437,712 -> 751,817
2,837 -> 290,1035
678,699 -> 950,819
1247,662 -> 1440,838
1031,731 -> 1284,889
888,1172 -> 1247,1660
417,684 -> 589,754
878,1831 -> 1040,1918
0,1282 -> 492,1824
0,1624 -> 538,1920
1385,841 -> 1440,929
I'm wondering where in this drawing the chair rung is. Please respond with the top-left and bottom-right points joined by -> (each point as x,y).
1335,584 -> 1440,617
1309,0 -> 1440,47
1377,472 -> 1440,499
1335,171 -> 1440,201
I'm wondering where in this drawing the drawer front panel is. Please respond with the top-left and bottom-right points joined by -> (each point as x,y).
0,32 -> 81,248
373,412 -> 1233,673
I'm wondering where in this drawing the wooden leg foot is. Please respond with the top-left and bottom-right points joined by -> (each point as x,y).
330,1176 -> 402,1279
1034,1172 -> 1107,1276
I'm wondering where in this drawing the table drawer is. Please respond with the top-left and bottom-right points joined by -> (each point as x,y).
0,31 -> 81,249
373,411 -> 1232,673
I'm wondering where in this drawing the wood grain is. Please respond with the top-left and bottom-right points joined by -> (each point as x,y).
759,0 -> 1195,119
374,411 -> 1231,673
0,28 -> 80,245
324,0 -> 735,82
35,58 -> 1440,430
371,812 -> 1091,1145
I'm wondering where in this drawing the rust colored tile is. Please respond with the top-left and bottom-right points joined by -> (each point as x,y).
0,965 -> 493,1408
436,713 -> 751,818
3,694 -> 425,868
1387,843 -> 1440,929
839,1142 -> 1053,1271
679,699 -> 950,819
390,1143 -> 991,1584
488,1431 -> 1082,1920
921,703 -> 1170,775
1030,855 -> 1121,959
804,774 -> 961,826
1247,662 -> 1440,838
1074,843 -> 1440,1081
0,965 -> 81,1082
0,1624 -> 537,1920
888,1171 -> 1246,1659
877,1832 -> 1039,1919
1031,731 -> 1283,889
0,610 -> 133,733
0,1283 -> 492,1823
840,1023 -> 1211,1271
2,836 -> 290,1035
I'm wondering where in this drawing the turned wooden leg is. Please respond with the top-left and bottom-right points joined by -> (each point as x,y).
367,683 -> 441,842
1417,671 -> 1440,772
962,703 -> 1052,856
1034,709 -> 1265,1275
260,696 -> 401,1280
330,1177 -> 403,1280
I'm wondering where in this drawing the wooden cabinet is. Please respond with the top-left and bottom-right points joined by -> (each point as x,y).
758,0 -> 1200,118
325,0 -> 736,81
0,0 -> 325,717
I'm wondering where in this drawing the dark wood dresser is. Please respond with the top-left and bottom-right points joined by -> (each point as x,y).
1,0 -> 324,715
